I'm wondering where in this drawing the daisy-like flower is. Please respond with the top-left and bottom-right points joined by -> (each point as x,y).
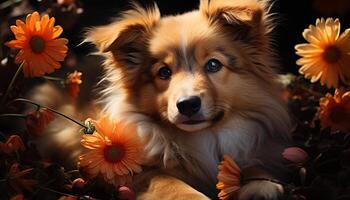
295,18 -> 350,88
26,108 -> 54,135
6,12 -> 68,77
319,89 -> 350,133
79,116 -> 143,186
216,155 -> 241,200
66,70 -> 82,100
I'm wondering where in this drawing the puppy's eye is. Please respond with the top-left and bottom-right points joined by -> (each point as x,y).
205,59 -> 223,73
157,66 -> 172,80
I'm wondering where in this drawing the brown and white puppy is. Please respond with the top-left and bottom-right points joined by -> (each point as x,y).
84,0 -> 291,199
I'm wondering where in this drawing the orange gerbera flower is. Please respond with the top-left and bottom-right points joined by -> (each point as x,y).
319,89 -> 350,133
295,18 -> 350,88
79,116 -> 143,186
216,155 -> 241,200
6,12 -> 68,77
66,70 -> 82,100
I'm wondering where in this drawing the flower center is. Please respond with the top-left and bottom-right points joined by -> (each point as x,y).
323,46 -> 341,63
103,144 -> 125,163
29,36 -> 45,53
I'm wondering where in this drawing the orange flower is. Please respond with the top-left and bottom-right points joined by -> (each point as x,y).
72,178 -> 86,188
295,18 -> 350,88
66,70 -> 82,100
79,116 -> 143,186
0,135 -> 25,154
6,12 -> 68,77
319,89 -> 350,133
7,163 -> 37,193
216,155 -> 241,200
10,194 -> 24,200
26,108 -> 54,135
58,196 -> 77,200
57,0 -> 76,6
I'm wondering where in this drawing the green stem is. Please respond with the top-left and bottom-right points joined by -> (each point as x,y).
0,113 -> 27,119
37,185 -> 100,200
37,186 -> 78,198
65,169 -> 80,174
11,98 -> 87,129
299,85 -> 324,98
0,132 -> 6,141
43,76 -> 65,83
242,177 -> 289,187
0,0 -> 22,10
1,62 -> 24,105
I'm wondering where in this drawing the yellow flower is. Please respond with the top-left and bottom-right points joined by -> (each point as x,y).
216,155 -> 241,200
6,12 -> 68,77
319,89 -> 350,133
295,18 -> 350,88
79,116 -> 143,186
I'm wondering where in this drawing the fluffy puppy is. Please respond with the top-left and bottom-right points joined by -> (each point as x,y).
84,0 -> 292,199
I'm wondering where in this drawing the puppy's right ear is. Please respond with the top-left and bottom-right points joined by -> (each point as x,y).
85,3 -> 160,67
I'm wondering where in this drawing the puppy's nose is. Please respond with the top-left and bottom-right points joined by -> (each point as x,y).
176,96 -> 201,117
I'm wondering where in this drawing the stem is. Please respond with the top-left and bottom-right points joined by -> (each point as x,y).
43,76 -> 65,83
65,169 -> 80,174
299,85 -> 324,98
37,186 -> 100,200
11,98 -> 87,129
1,62 -> 24,105
0,114 -> 27,119
37,186 -> 78,198
0,132 -> 6,141
242,177 -> 289,187
0,0 -> 22,10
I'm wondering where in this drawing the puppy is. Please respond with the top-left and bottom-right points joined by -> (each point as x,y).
54,0 -> 291,199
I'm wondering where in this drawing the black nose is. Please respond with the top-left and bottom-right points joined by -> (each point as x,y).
176,96 -> 201,117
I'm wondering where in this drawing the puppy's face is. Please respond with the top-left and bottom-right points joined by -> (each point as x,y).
88,0 -> 278,132
147,12 -> 241,132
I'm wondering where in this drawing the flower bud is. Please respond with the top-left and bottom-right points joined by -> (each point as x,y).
282,147 -> 309,164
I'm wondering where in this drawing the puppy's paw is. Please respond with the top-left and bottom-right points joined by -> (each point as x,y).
238,181 -> 284,200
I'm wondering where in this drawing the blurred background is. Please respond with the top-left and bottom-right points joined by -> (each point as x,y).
1,0 -> 350,104
1,0 -> 350,71
1,1 -> 350,199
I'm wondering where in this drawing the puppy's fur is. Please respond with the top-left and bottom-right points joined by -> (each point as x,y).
38,0 -> 292,199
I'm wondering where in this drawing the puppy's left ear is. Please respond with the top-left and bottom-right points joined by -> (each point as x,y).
200,0 -> 269,39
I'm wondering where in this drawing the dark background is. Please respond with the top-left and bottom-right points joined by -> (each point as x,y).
3,0 -> 350,75
58,0 -> 350,74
